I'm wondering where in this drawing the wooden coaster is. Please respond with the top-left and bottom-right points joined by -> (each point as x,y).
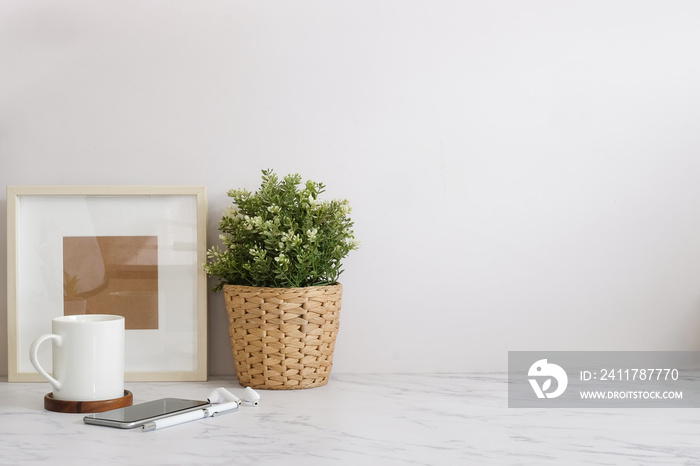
44,390 -> 133,413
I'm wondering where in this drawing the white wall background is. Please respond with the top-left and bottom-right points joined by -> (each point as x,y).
2,0 -> 700,376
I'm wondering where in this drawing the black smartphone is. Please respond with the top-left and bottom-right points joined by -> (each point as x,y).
83,398 -> 211,429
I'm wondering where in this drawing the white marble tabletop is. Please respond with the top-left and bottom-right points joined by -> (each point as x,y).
1,373 -> 699,465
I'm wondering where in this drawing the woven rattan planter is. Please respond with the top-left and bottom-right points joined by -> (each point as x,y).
223,283 -> 342,390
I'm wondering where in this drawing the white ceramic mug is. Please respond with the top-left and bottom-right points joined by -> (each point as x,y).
29,314 -> 125,401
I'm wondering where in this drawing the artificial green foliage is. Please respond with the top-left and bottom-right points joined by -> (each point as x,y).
204,170 -> 359,290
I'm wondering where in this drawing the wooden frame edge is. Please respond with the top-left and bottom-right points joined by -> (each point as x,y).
6,185 -> 209,382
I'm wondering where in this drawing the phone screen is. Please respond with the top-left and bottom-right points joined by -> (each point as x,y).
84,398 -> 210,428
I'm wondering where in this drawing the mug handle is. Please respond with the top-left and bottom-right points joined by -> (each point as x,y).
29,334 -> 63,392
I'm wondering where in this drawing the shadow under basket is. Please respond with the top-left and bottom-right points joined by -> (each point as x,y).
223,283 -> 342,390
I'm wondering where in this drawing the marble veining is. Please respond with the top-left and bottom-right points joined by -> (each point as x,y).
1,374 -> 700,465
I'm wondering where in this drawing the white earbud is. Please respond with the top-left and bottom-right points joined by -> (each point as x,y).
205,387 -> 241,416
208,387 -> 241,406
207,386 -> 260,407
243,387 -> 260,406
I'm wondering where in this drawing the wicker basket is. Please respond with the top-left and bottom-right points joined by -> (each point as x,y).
222,283 -> 342,390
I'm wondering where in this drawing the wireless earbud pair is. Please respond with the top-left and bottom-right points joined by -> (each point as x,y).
207,387 -> 260,408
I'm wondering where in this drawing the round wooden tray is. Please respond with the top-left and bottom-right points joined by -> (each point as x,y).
44,390 -> 133,413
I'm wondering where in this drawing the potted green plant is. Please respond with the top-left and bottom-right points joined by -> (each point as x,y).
205,169 -> 359,389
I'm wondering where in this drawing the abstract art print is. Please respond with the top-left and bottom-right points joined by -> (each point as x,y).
63,235 -> 159,329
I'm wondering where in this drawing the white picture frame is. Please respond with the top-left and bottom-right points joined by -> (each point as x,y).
7,186 -> 208,382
